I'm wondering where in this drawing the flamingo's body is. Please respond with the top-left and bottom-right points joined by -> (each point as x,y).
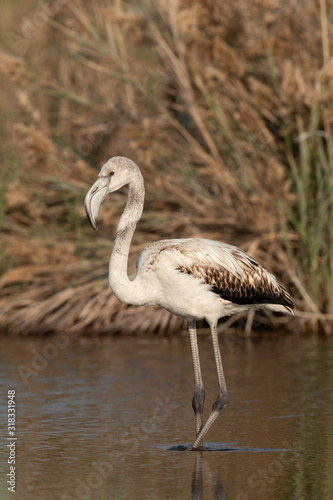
84,156 -> 294,449
135,238 -> 293,323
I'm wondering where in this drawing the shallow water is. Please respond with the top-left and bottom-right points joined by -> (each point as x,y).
1,332 -> 333,499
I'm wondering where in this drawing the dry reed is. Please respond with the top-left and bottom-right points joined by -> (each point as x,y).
1,0 -> 333,335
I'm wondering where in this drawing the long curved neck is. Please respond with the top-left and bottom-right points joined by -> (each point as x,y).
108,169 -> 145,305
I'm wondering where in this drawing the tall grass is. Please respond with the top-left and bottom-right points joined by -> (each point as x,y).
1,0 -> 333,335
286,107 -> 333,314
0,153 -> 19,231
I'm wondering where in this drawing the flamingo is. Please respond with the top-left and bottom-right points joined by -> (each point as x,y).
84,156 -> 294,450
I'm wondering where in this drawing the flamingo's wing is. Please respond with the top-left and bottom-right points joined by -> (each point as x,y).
169,239 -> 294,310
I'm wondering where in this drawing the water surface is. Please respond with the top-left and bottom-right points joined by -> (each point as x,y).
1,333 -> 333,499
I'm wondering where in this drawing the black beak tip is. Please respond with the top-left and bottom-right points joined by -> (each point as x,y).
84,201 -> 98,231
89,218 -> 98,231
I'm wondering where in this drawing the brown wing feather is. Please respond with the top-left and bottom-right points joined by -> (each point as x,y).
176,264 -> 294,309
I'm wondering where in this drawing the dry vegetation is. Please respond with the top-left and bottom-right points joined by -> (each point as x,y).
1,0 -> 333,336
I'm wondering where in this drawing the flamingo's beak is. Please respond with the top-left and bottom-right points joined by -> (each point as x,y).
84,177 -> 109,231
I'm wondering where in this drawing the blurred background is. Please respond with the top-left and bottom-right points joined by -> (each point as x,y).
1,0 -> 333,336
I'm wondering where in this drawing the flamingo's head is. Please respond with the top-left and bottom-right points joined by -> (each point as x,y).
84,156 -> 141,231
